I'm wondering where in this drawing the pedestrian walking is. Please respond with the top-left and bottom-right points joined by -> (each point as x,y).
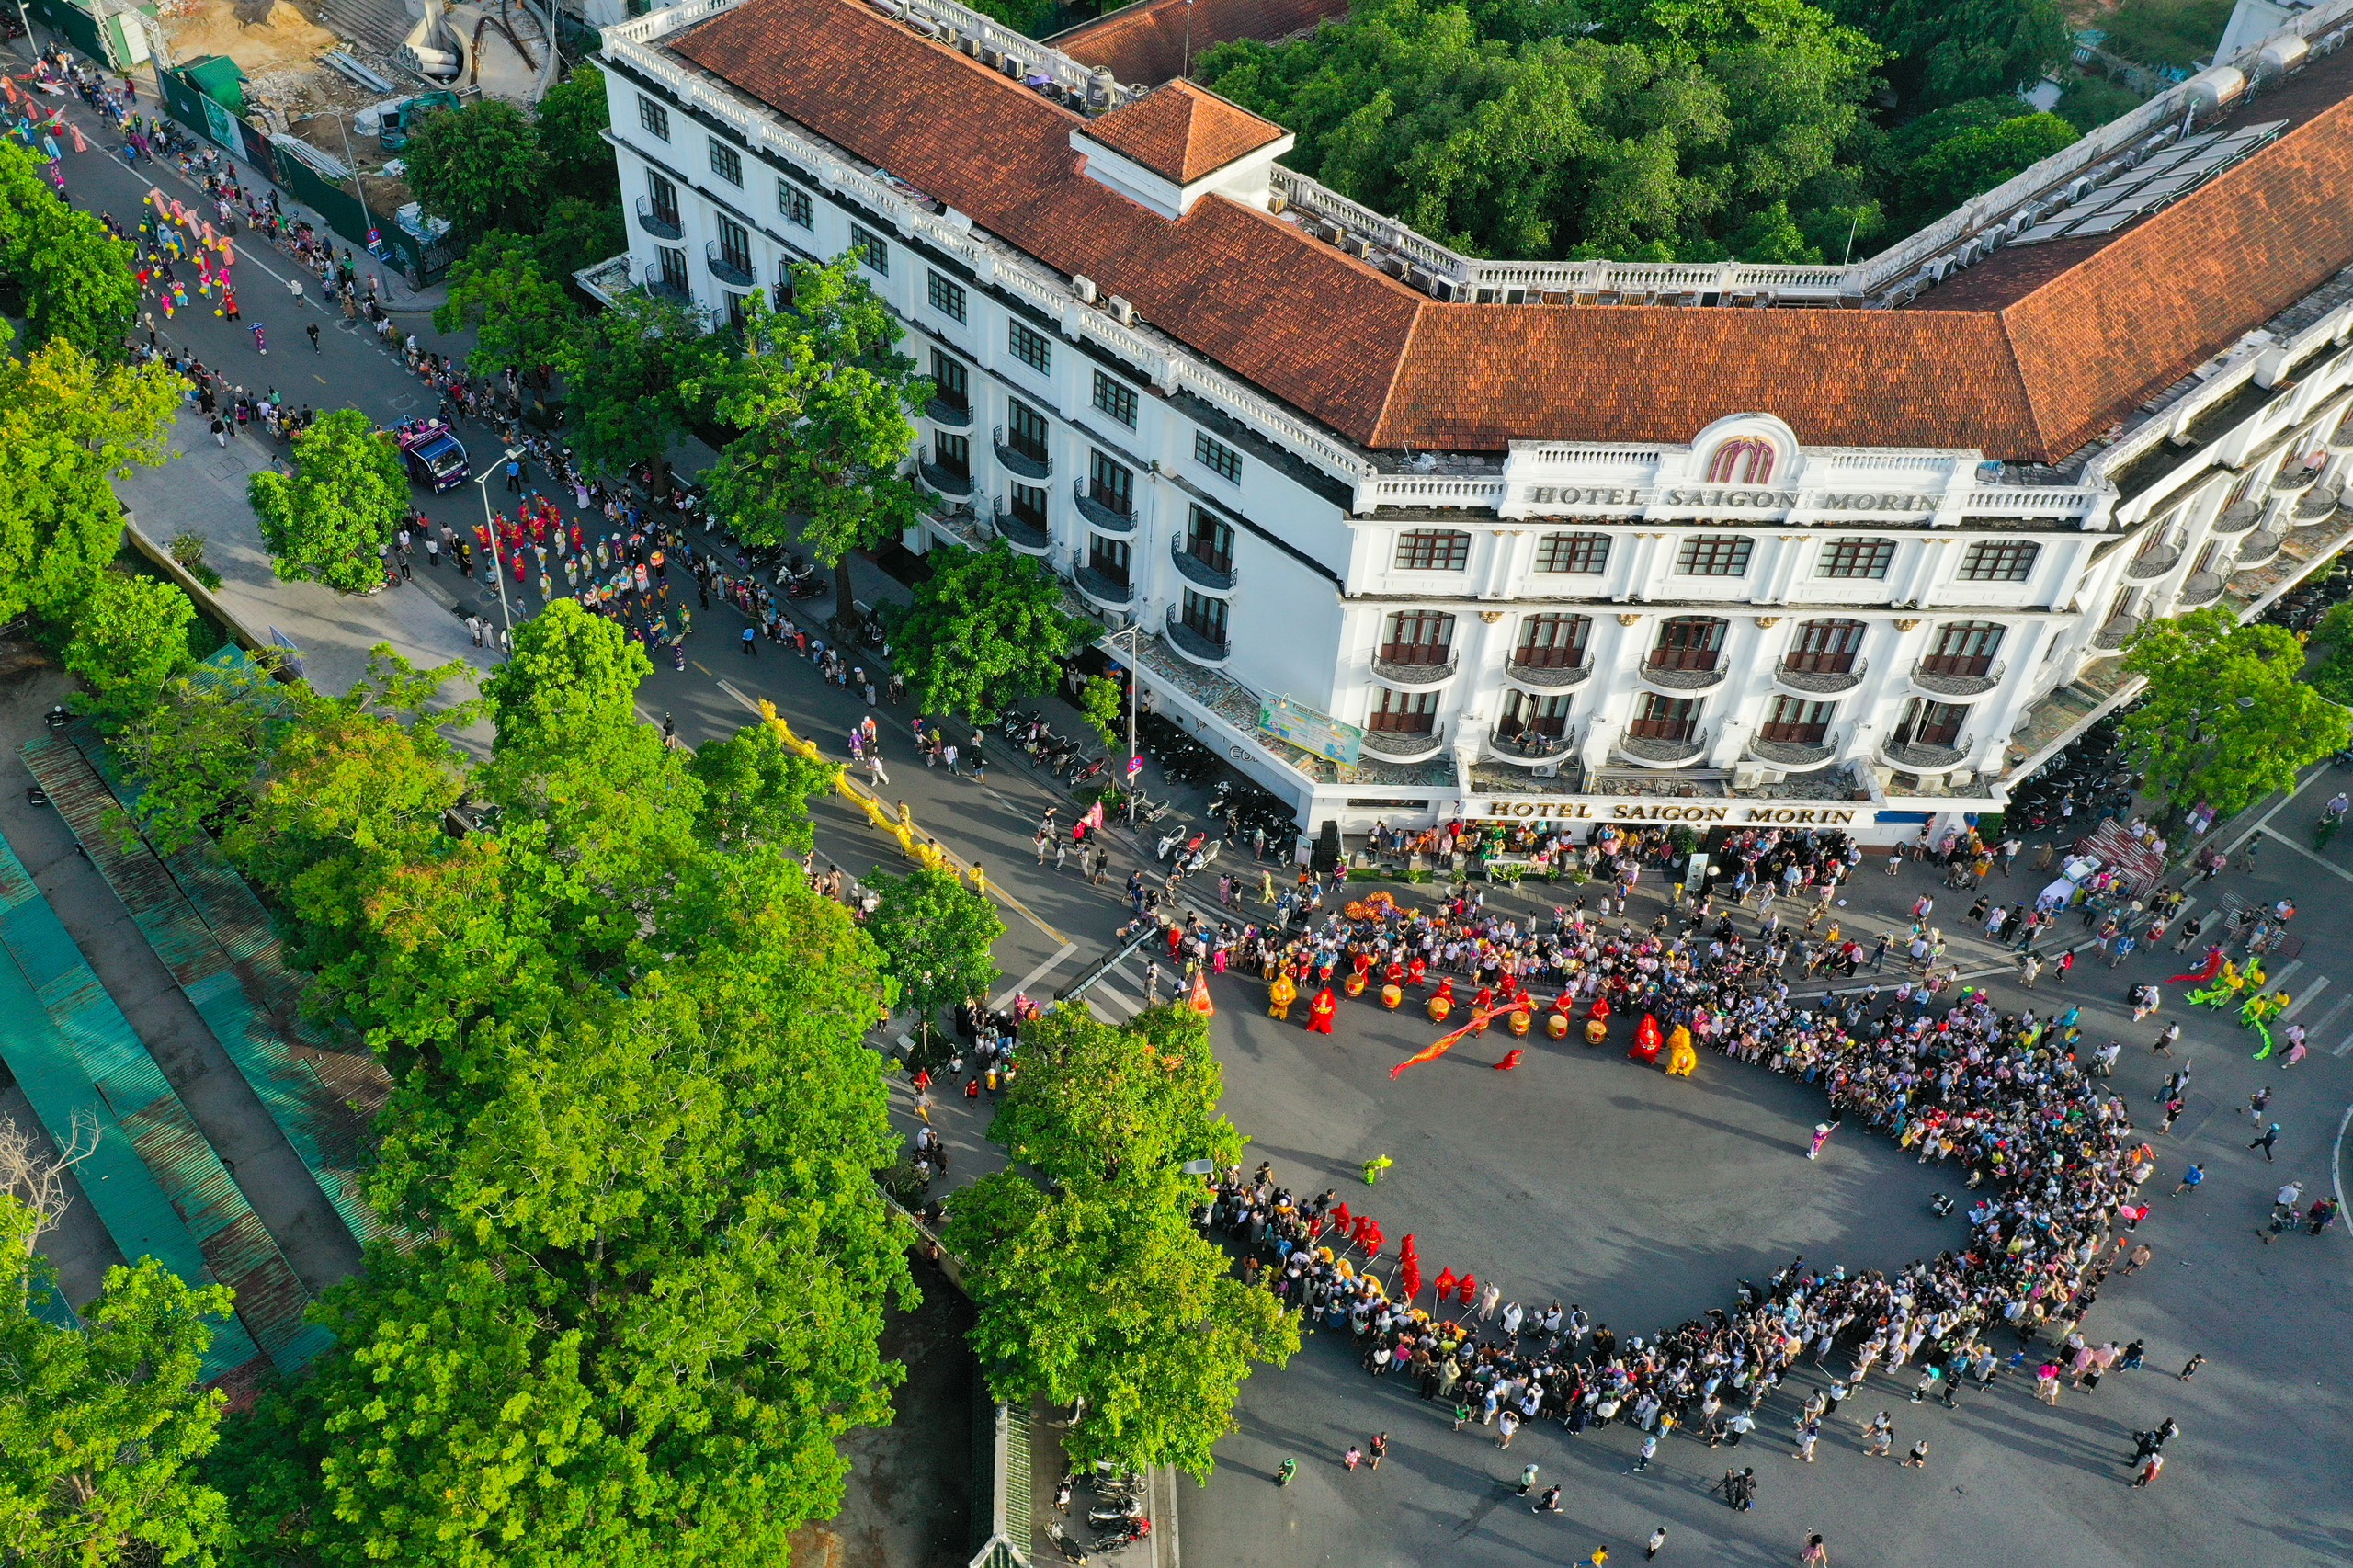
1801,1535 -> 1830,1568
1342,1444 -> 1362,1471
2248,1122 -> 2280,1161
1515,1462 -> 1539,1496
306,321 -> 321,352
1530,1484 -> 1562,1515
2170,1163 -> 2204,1197
2177,1353 -> 2206,1381
1368,1432 -> 1388,1469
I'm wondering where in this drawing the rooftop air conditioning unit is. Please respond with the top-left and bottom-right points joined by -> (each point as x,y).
1072,275 -> 1098,303
1108,296 -> 1135,325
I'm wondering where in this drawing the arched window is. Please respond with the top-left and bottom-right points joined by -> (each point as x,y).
1648,617 -> 1728,672
1784,619 -> 1865,675
1922,621 -> 2004,677
1515,613 -> 1592,668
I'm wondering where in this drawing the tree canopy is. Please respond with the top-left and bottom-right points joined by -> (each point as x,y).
691,261 -> 926,625
248,409 -> 411,595
403,100 -> 549,240
0,324 -> 180,625
63,569 -> 200,730
0,1196 -> 233,1568
98,611 -> 924,1565
0,140 -> 139,359
945,1006 -> 1290,1478
889,543 -> 1087,723
556,290 -> 724,485
2120,608 -> 2353,820
1195,0 -> 2085,262
432,232 -> 579,382
862,866 -> 1003,1052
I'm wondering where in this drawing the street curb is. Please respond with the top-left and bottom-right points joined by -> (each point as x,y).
122,514 -> 267,658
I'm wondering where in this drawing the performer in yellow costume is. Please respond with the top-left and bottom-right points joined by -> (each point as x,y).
1665,1023 -> 1698,1078
1268,971 -> 1298,1020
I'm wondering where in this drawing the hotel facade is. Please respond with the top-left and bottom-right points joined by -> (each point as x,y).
584,0 -> 2353,841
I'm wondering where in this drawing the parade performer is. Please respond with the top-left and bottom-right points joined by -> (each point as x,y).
1629,1013 -> 1664,1065
1665,1023 -> 1698,1078
1507,1001 -> 1532,1037
1188,971 -> 1215,1017
2168,945 -> 2225,986
1268,971 -> 1297,1020
2185,958 -> 2240,1008
1494,1049 -> 1525,1071
2244,989 -> 2290,1056
1546,995 -> 1572,1040
1307,985 -> 1338,1034
1389,1006 -> 1503,1078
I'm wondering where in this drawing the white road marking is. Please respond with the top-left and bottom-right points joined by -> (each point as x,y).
2256,824 -> 2353,884
2269,960 -> 2306,989
2299,992 -> 2353,1044
2229,764 -> 2334,856
994,941 -> 1077,1010
2334,1102 -> 2349,1241
2281,974 -> 2332,1019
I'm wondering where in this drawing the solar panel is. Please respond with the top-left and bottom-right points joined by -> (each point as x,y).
2012,218 -> 2082,244
2068,210 -> 2140,236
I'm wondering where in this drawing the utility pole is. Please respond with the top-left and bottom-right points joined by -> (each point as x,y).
473,448 -> 522,643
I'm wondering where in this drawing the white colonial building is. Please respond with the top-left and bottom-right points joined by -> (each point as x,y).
585,0 -> 2353,841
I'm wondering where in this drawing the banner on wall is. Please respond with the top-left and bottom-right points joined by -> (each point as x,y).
1260,696 -> 1363,766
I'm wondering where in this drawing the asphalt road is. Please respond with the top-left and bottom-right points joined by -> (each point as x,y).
39,69 -> 2353,1568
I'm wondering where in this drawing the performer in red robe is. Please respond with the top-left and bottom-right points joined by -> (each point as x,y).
2167,946 -> 2225,985
1307,986 -> 1338,1033
1471,984 -> 1495,1032
1407,955 -> 1427,988
1494,1049 -> 1525,1071
1629,1013 -> 1665,1065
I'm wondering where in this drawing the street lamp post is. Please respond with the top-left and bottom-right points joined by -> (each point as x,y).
1107,621 -> 1143,823
472,448 -> 522,644
324,107 -> 379,265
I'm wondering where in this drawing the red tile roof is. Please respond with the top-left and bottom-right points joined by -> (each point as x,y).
1078,80 -> 1286,184
670,0 -> 2353,465
1052,0 -> 1351,87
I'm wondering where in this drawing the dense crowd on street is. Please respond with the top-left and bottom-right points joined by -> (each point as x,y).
1176,822 -> 2296,1494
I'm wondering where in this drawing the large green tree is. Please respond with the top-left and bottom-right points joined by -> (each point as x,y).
890,543 -> 1086,723
1200,0 -> 1881,261
555,289 -> 722,488
203,610 -> 916,1563
249,409 -> 412,594
432,232 -> 578,384
63,569 -> 199,730
0,1196 -> 233,1568
1889,109 -> 2078,229
2120,607 -> 2352,819
945,1006 -> 1291,1478
691,262 -> 926,632
403,99 -> 549,239
688,720 -> 836,856
863,865 -> 1002,1055
535,64 -> 619,206
0,141 -> 138,359
1832,0 -> 2066,113
0,326 -> 180,624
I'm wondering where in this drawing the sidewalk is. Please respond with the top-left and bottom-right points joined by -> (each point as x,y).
117,416 -> 498,702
